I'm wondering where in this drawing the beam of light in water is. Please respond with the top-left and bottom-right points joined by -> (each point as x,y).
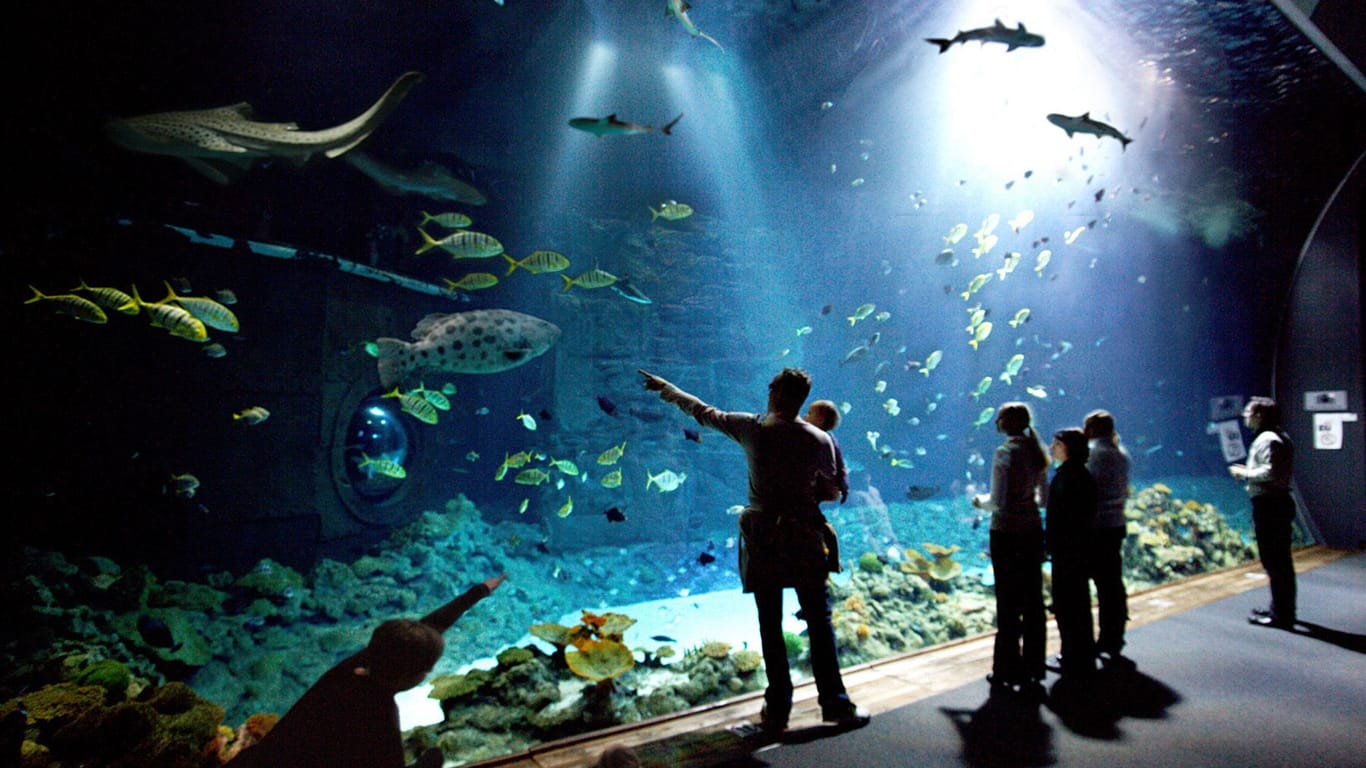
537,41 -> 618,224
660,55 -> 812,358
660,58 -> 767,225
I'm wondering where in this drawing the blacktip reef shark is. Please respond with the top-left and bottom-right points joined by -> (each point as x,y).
105,71 -> 424,184
667,0 -> 723,51
1046,112 -> 1133,149
568,113 -> 683,137
925,19 -> 1044,53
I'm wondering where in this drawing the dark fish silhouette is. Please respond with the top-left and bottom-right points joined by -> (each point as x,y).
651,634 -> 678,643
926,20 -> 1045,53
137,615 -> 183,650
683,428 -> 702,443
596,395 -> 618,416
821,304 -> 833,315
697,552 -> 716,565
628,407 -> 666,423
905,485 -> 940,501
604,507 -> 627,523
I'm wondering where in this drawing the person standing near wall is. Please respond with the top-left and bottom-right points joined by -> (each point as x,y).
1229,396 -> 1298,628
1083,409 -> 1133,664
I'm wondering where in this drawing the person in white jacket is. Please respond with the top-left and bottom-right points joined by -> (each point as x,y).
1229,397 -> 1297,628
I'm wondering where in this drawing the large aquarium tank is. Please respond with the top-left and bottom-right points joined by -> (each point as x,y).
7,1 -> 1363,765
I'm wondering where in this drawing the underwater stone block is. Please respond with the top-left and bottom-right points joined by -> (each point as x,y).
234,559 -> 304,598
15,683 -> 108,741
72,659 -> 132,703
147,581 -> 228,614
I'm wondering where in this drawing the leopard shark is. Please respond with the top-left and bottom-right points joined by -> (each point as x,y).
106,71 -> 424,184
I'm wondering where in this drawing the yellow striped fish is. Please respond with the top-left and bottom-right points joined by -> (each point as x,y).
419,210 -> 473,229
158,282 -> 240,332
382,387 -> 439,425
412,383 -> 451,411
504,250 -> 570,275
355,452 -> 406,479
597,441 -> 627,465
416,228 -> 504,258
72,280 -> 138,315
131,285 -> 207,341
24,286 -> 108,324
24,286 -> 107,322
443,273 -> 499,292
560,268 -> 619,292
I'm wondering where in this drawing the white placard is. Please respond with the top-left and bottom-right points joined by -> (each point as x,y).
1313,412 -> 1358,450
1215,419 -> 1246,462
1210,396 -> 1244,421
1305,391 -> 1348,411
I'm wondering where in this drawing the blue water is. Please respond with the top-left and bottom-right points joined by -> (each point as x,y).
7,0 -> 1362,749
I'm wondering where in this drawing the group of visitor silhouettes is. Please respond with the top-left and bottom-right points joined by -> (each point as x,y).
224,368 -> 1296,768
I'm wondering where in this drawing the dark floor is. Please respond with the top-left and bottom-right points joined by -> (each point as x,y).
753,552 -> 1366,768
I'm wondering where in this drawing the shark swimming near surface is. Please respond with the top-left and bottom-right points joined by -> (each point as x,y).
667,0 -> 724,50
926,19 -> 1045,53
105,72 -> 424,184
1046,112 -> 1133,149
568,113 -> 683,137
343,151 -> 487,205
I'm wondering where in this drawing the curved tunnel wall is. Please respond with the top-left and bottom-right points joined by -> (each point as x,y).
1275,153 -> 1365,549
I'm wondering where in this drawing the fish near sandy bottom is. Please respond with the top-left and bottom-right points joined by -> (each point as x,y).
376,309 -> 561,389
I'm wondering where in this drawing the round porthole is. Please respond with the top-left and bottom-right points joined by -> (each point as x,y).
340,393 -> 413,502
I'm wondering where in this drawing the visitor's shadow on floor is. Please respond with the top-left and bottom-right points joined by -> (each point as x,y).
641,718 -> 872,768
941,689 -> 1056,768
1292,621 -> 1366,654
1045,661 -> 1182,740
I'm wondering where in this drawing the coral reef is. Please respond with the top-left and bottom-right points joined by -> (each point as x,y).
411,633 -> 765,764
1,496 -> 553,725
0,676 -> 227,768
1122,483 -> 1257,587
899,543 -> 964,584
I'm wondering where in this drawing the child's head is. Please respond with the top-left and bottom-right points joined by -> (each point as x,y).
361,618 -> 446,691
806,399 -> 841,432
1051,427 -> 1089,464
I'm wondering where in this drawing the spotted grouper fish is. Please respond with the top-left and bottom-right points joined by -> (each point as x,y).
376,309 -> 561,388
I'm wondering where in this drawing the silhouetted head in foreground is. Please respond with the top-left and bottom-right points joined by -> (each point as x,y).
1083,409 -> 1117,442
1051,428 -> 1090,464
357,618 -> 446,692
768,367 -> 813,418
